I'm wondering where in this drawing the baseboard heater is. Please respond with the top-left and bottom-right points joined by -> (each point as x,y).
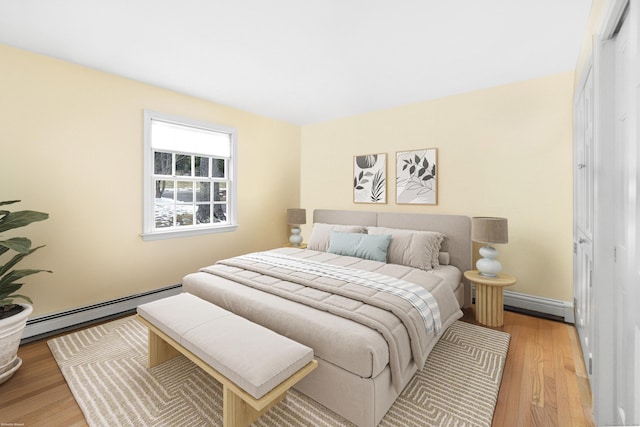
471,287 -> 575,323
22,284 -> 182,343
504,290 -> 574,323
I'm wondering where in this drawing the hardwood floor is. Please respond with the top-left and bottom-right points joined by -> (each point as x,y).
0,308 -> 594,427
461,310 -> 595,427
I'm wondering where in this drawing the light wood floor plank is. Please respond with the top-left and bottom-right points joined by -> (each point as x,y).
543,318 -> 560,426
516,325 -> 535,427
552,320 -> 575,427
532,319 -> 545,409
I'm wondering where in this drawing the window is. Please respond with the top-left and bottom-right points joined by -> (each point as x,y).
142,110 -> 237,240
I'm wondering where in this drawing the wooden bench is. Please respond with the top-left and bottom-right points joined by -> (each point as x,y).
136,293 -> 317,427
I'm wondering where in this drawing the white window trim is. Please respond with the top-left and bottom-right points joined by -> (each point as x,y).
141,110 -> 238,241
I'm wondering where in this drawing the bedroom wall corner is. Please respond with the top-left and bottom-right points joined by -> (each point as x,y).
0,43 -> 301,317
574,0 -> 610,89
299,72 -> 575,303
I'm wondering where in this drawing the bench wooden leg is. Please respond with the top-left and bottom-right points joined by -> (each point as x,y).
223,385 -> 287,427
223,385 -> 258,427
147,329 -> 180,368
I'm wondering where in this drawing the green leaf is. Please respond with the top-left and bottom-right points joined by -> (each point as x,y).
0,210 -> 49,233
0,282 -> 22,299
0,268 -> 52,288
10,294 -> 33,304
0,237 -> 32,254
0,200 -> 20,207
0,245 -> 45,277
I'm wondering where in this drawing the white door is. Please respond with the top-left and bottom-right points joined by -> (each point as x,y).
573,66 -> 594,375
612,3 -> 640,424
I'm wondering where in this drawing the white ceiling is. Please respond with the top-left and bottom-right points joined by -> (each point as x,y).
0,1 -> 592,125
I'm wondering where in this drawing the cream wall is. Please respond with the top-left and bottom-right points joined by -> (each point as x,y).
0,44 -> 301,317
1,41 -> 575,315
300,72 -> 575,302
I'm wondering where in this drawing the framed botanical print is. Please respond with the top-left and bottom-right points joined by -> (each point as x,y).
353,153 -> 387,203
396,148 -> 437,205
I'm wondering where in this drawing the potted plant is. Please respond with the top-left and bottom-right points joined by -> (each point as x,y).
0,200 -> 50,384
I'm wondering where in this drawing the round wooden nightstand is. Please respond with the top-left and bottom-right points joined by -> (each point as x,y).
464,270 -> 517,327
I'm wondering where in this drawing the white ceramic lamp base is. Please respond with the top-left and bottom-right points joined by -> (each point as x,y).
289,227 -> 303,246
476,245 -> 502,277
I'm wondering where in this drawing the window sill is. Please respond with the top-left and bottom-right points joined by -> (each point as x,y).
141,225 -> 238,241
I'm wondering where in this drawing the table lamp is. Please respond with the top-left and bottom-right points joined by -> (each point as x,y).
287,208 -> 306,246
471,217 -> 508,277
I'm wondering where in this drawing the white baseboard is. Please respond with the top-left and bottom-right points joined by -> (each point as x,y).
473,287 -> 574,323
23,284 -> 182,341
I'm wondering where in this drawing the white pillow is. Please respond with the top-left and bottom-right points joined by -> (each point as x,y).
438,252 -> 450,266
307,223 -> 367,252
366,226 -> 445,270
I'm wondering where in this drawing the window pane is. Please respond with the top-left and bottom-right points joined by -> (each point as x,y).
176,154 -> 192,176
154,152 -> 172,175
176,205 -> 194,226
212,158 -> 225,178
195,156 -> 209,177
155,204 -> 174,228
213,204 -> 227,223
196,182 -> 211,202
177,181 -> 193,202
196,204 -> 210,225
155,180 -> 174,200
155,180 -> 174,228
214,182 -> 227,202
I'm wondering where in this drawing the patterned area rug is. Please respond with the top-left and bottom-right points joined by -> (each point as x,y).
48,317 -> 509,427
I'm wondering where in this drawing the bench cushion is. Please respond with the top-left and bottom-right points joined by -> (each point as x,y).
137,293 -> 314,399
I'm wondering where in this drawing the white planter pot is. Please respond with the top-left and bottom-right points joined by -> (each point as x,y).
0,304 -> 32,382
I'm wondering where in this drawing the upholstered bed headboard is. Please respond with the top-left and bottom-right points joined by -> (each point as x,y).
313,209 -> 472,306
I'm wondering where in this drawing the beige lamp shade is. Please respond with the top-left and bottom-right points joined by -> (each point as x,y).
471,217 -> 508,244
287,208 -> 306,225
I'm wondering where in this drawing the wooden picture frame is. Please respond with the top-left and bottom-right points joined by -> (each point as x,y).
353,153 -> 387,204
396,148 -> 438,205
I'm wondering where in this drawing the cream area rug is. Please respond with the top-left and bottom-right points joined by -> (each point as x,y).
48,316 -> 510,427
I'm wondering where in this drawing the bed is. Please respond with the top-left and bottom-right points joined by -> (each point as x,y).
182,209 -> 472,427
